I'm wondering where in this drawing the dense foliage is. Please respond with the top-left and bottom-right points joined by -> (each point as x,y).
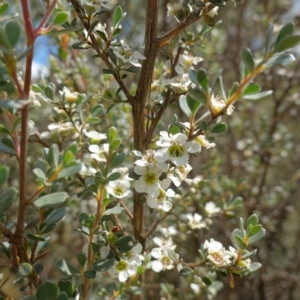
0,0 -> 299,299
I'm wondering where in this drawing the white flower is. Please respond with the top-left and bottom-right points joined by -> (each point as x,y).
147,188 -> 175,211
205,202 -> 221,217
159,226 -> 178,237
208,94 -> 234,116
89,143 -> 109,162
133,149 -> 168,172
134,166 -> 170,197
194,135 -> 216,149
204,239 -> 233,267
155,131 -> 197,166
153,237 -> 175,249
169,73 -> 191,93
186,213 -> 206,229
112,40 -> 145,67
29,91 -> 41,107
108,259 -> 138,282
59,86 -> 78,103
151,247 -> 179,272
84,130 -> 107,141
124,243 -> 143,266
169,164 -> 193,186
106,180 -> 132,199
175,51 -> 203,75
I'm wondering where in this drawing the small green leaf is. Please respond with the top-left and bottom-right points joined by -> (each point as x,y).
91,104 -> 103,117
49,144 -> 59,167
264,24 -> 274,55
5,21 -> 21,48
36,280 -> 59,300
248,262 -> 262,273
265,53 -> 295,68
62,150 -> 74,165
92,258 -> 115,272
45,207 -> 66,224
34,263 -> 44,274
0,187 -> 18,213
53,12 -> 69,26
109,139 -> 122,150
248,224 -> 262,236
57,162 -> 82,179
77,252 -> 87,268
107,126 -> 118,143
232,234 -> 247,250
179,95 -> 191,117
179,267 -> 194,276
231,228 -> 243,249
248,228 -> 266,244
114,235 -> 134,252
0,165 -> 9,186
103,206 -> 124,216
40,223 -> 56,234
87,117 -> 101,124
0,3 -> 10,15
242,90 -> 273,101
27,233 -> 46,242
56,292 -> 68,300
202,276 -> 212,285
107,172 -> 121,181
84,269 -> 96,279
197,68 -> 209,91
34,192 -> 68,209
0,137 -> 16,155
111,152 -> 126,168
113,6 -> 124,28
65,142 -> 79,156
211,123 -> 227,134
242,83 -> 260,95
188,87 -> 207,104
58,279 -> 73,297
274,22 -> 294,47
241,48 -> 255,73
203,14 -> 216,27
274,35 -> 300,53
48,26 -> 82,35
247,214 -> 258,228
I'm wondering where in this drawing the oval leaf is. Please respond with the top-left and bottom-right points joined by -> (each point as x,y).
34,192 -> 68,209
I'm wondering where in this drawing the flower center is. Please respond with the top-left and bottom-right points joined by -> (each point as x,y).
161,255 -> 172,266
168,144 -> 185,158
157,188 -> 166,203
113,187 -> 124,196
116,260 -> 128,271
144,172 -> 158,184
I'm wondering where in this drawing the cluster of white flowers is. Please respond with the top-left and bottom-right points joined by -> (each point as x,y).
203,239 -> 251,269
106,167 -> 133,199
133,130 -> 206,211
150,237 -> 179,272
97,243 -> 143,282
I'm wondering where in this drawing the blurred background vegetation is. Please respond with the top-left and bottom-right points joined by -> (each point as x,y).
1,0 -> 300,299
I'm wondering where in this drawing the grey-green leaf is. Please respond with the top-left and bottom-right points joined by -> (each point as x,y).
0,187 -> 18,213
179,95 -> 191,117
36,280 -> 59,300
241,48 -> 255,73
34,192 -> 68,209
242,90 -> 273,101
